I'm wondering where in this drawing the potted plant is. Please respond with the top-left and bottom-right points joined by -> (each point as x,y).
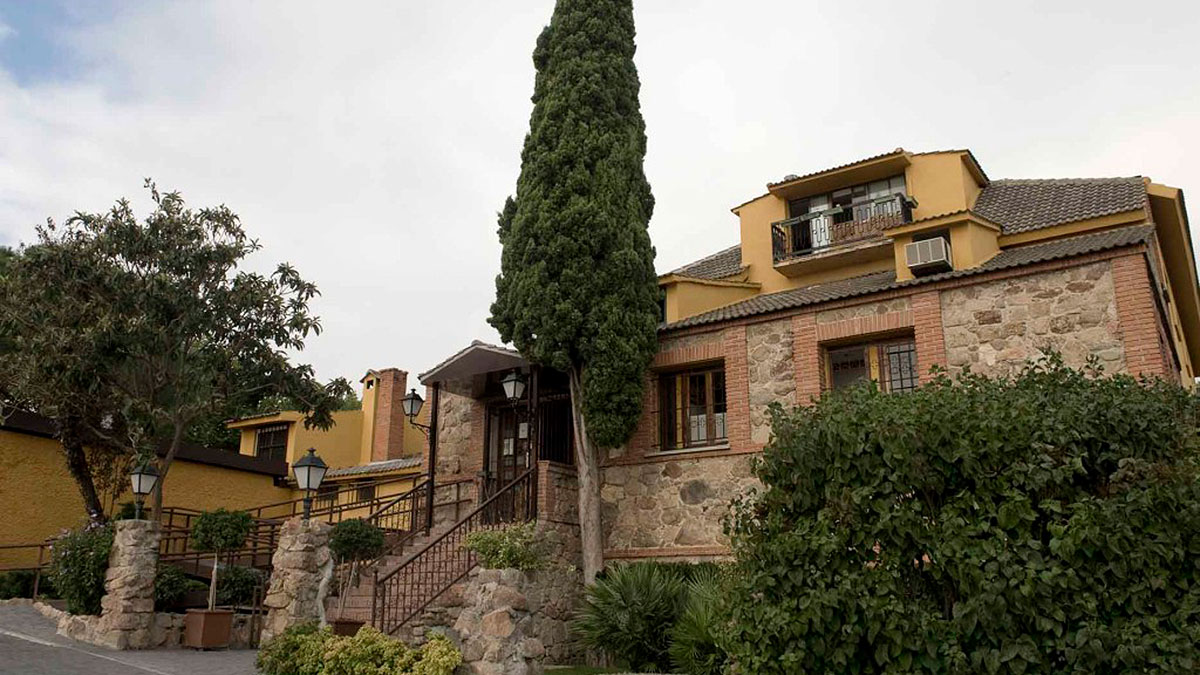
327,518 -> 385,636
184,508 -> 252,648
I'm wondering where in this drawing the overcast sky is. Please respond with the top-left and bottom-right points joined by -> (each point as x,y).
2,1 -> 1198,385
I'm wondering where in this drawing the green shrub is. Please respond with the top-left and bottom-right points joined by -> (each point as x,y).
412,633 -> 463,675
190,508 -> 253,553
256,622 -> 462,675
113,501 -> 139,520
153,564 -> 205,611
669,567 -> 729,675
256,622 -> 328,675
47,523 -> 113,615
463,522 -> 545,570
0,570 -> 38,599
330,518 -> 386,563
723,355 -> 1200,673
571,561 -> 687,672
216,564 -> 264,607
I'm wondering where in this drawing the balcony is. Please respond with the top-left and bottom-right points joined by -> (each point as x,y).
770,194 -> 914,276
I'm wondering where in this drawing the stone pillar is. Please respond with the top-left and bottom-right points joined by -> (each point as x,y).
261,517 -> 333,643
95,520 -> 160,649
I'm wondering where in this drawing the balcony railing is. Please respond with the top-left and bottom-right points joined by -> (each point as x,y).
772,193 -> 914,264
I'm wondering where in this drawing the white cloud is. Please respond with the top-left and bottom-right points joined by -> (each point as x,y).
1,0 -> 1198,383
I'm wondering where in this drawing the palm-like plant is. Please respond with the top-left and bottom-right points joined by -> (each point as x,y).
571,562 -> 686,672
670,567 -> 729,675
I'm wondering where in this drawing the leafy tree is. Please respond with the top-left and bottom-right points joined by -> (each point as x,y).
190,508 -> 253,611
723,356 -> 1200,673
0,182 -> 350,519
488,0 -> 660,583
0,244 -> 129,522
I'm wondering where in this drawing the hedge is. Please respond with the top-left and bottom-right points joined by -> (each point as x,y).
723,356 -> 1200,673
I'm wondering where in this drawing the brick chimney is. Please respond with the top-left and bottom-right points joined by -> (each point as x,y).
370,368 -> 408,461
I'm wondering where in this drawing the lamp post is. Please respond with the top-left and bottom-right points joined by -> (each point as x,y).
129,461 -> 160,520
401,388 -> 431,436
292,448 -> 328,521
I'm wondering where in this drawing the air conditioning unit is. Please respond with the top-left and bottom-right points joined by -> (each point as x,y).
905,237 -> 951,274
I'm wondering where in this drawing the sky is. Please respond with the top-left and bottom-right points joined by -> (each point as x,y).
2,0 -> 1198,386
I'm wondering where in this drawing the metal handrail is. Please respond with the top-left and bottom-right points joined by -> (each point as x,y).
771,193 -> 914,263
372,467 -> 537,634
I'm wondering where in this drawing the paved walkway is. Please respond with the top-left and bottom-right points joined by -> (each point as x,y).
0,603 -> 257,675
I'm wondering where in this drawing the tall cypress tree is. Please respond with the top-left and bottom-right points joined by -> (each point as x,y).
490,0 -> 659,583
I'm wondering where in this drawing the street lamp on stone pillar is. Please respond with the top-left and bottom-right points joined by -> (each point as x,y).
401,388 -> 431,436
501,370 -> 526,402
129,461 -> 159,520
292,448 -> 328,521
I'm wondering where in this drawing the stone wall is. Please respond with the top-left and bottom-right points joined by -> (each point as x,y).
434,380 -> 484,480
746,318 -> 795,444
601,454 -> 757,554
450,567 -> 583,675
261,518 -> 333,643
941,261 -> 1125,378
54,520 -> 160,650
33,601 -> 257,650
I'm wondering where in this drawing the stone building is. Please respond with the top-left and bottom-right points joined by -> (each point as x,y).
414,148 -> 1199,566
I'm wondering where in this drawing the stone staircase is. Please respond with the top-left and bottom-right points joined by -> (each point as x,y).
325,526 -> 449,624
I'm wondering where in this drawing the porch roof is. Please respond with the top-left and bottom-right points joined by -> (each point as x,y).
418,340 -> 527,385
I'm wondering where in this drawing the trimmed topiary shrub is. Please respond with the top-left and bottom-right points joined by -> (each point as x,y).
190,508 -> 252,610
47,523 -> 113,615
154,564 -> 205,611
256,622 -> 462,675
571,561 -> 687,672
723,355 -> 1200,673
463,521 -> 545,571
330,518 -> 386,613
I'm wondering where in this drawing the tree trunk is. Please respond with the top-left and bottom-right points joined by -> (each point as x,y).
151,423 -> 186,520
568,365 -> 604,585
208,552 -> 219,611
59,421 -> 107,524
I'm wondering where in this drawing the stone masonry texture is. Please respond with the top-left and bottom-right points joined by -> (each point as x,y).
940,261 -> 1125,377
56,520 -> 160,650
601,455 -> 758,553
746,318 -> 795,445
261,518 -> 333,643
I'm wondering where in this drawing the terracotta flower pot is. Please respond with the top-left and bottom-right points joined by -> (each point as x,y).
184,608 -> 234,649
329,617 -> 366,636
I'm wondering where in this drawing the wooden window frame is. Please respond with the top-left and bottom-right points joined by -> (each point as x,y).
822,335 -> 919,394
254,424 -> 289,462
657,363 -> 728,453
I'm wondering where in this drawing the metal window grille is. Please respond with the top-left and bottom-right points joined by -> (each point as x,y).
254,424 -> 288,462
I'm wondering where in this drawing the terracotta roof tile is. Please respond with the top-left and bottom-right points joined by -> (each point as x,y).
663,225 -> 1153,331
974,177 -> 1146,234
666,245 -> 743,280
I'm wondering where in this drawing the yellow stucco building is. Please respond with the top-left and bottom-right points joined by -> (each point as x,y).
0,368 -> 428,568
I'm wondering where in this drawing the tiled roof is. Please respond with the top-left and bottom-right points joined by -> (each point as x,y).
974,177 -> 1147,234
768,148 -> 906,188
326,456 -> 422,478
666,244 -> 743,280
664,225 -> 1154,331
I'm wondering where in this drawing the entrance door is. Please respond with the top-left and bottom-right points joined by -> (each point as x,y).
483,405 -> 531,511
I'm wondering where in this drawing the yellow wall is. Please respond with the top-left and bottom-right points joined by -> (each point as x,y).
0,429 -> 291,568
663,278 -> 760,324
905,152 -> 983,219
735,193 -> 790,294
235,409 -> 365,470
